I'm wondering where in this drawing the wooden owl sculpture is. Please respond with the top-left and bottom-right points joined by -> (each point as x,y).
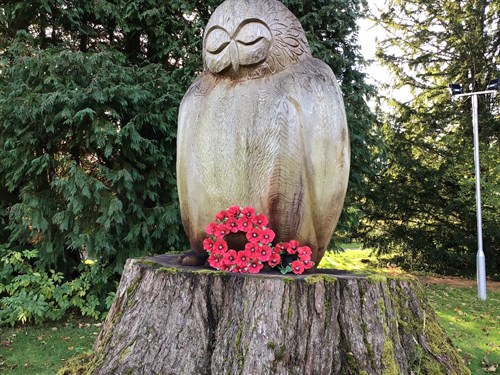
177,0 -> 350,267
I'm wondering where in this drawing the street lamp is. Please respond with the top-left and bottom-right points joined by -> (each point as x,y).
449,79 -> 499,301
486,78 -> 500,91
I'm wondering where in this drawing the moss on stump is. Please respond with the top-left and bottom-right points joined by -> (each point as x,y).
62,255 -> 469,375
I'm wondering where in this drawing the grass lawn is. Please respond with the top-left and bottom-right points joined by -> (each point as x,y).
426,285 -> 499,374
0,247 -> 498,374
0,318 -> 100,374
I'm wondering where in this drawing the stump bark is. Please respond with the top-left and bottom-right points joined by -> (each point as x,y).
89,255 -> 469,375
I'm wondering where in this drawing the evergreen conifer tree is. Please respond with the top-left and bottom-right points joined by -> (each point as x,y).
360,0 -> 499,276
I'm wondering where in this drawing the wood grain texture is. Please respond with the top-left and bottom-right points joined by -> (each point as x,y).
176,0 -> 350,266
89,257 -> 469,375
177,59 -> 349,265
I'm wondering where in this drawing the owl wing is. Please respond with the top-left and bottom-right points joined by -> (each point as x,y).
176,73 -> 217,248
285,58 -> 350,252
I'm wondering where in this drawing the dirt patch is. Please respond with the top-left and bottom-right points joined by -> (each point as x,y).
418,275 -> 500,291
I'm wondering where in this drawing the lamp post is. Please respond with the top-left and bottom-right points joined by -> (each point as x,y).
448,79 -> 499,301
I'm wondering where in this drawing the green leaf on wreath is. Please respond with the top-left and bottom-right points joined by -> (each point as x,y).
280,265 -> 292,275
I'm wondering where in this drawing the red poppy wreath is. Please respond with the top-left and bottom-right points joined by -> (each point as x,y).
203,206 -> 314,275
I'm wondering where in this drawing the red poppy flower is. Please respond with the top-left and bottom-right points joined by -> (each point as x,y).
212,239 -> 228,254
203,238 -> 215,252
206,222 -> 217,235
259,228 -> 275,244
215,210 -> 228,221
203,206 -> 275,274
245,242 -> 259,256
302,258 -> 314,270
286,240 -> 300,254
297,246 -> 312,258
252,213 -> 268,227
236,250 -> 251,268
299,253 -> 311,262
227,205 -> 241,218
274,242 -> 288,254
214,224 -> 230,238
268,253 -> 281,267
219,263 -> 230,272
291,260 -> 305,274
247,259 -> 263,274
256,244 -> 272,262
226,217 -> 239,233
223,250 -> 238,266
241,206 -> 255,220
246,227 -> 262,243
208,254 -> 224,269
237,216 -> 252,232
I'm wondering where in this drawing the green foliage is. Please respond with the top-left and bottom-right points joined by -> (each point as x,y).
0,246 -> 116,326
358,0 -> 499,277
0,46 -> 186,273
0,0 -> 375,277
0,41 -> 186,272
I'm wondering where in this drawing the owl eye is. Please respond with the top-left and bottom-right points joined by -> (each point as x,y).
235,21 -> 272,46
234,20 -> 272,67
237,36 -> 265,46
205,28 -> 231,55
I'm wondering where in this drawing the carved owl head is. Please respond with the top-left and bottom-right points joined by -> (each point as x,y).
203,0 -> 311,79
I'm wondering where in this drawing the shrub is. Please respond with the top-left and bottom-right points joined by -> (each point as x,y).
0,245 -> 117,326
0,42 -> 187,274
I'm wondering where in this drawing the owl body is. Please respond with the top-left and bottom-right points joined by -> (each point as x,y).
176,0 -> 350,264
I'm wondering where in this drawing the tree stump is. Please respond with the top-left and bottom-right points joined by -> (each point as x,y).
88,255 -> 469,375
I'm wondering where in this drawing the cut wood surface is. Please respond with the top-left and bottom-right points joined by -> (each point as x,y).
89,255 -> 469,375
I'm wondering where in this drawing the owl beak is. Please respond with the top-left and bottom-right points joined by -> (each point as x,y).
229,40 -> 239,72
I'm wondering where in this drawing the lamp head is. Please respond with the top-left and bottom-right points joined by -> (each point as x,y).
448,83 -> 463,96
486,78 -> 500,91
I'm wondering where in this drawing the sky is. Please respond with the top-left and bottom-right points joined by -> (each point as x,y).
357,2 -> 385,85
356,0 -> 414,104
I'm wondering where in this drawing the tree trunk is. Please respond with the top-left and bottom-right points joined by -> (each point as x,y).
88,255 -> 469,375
